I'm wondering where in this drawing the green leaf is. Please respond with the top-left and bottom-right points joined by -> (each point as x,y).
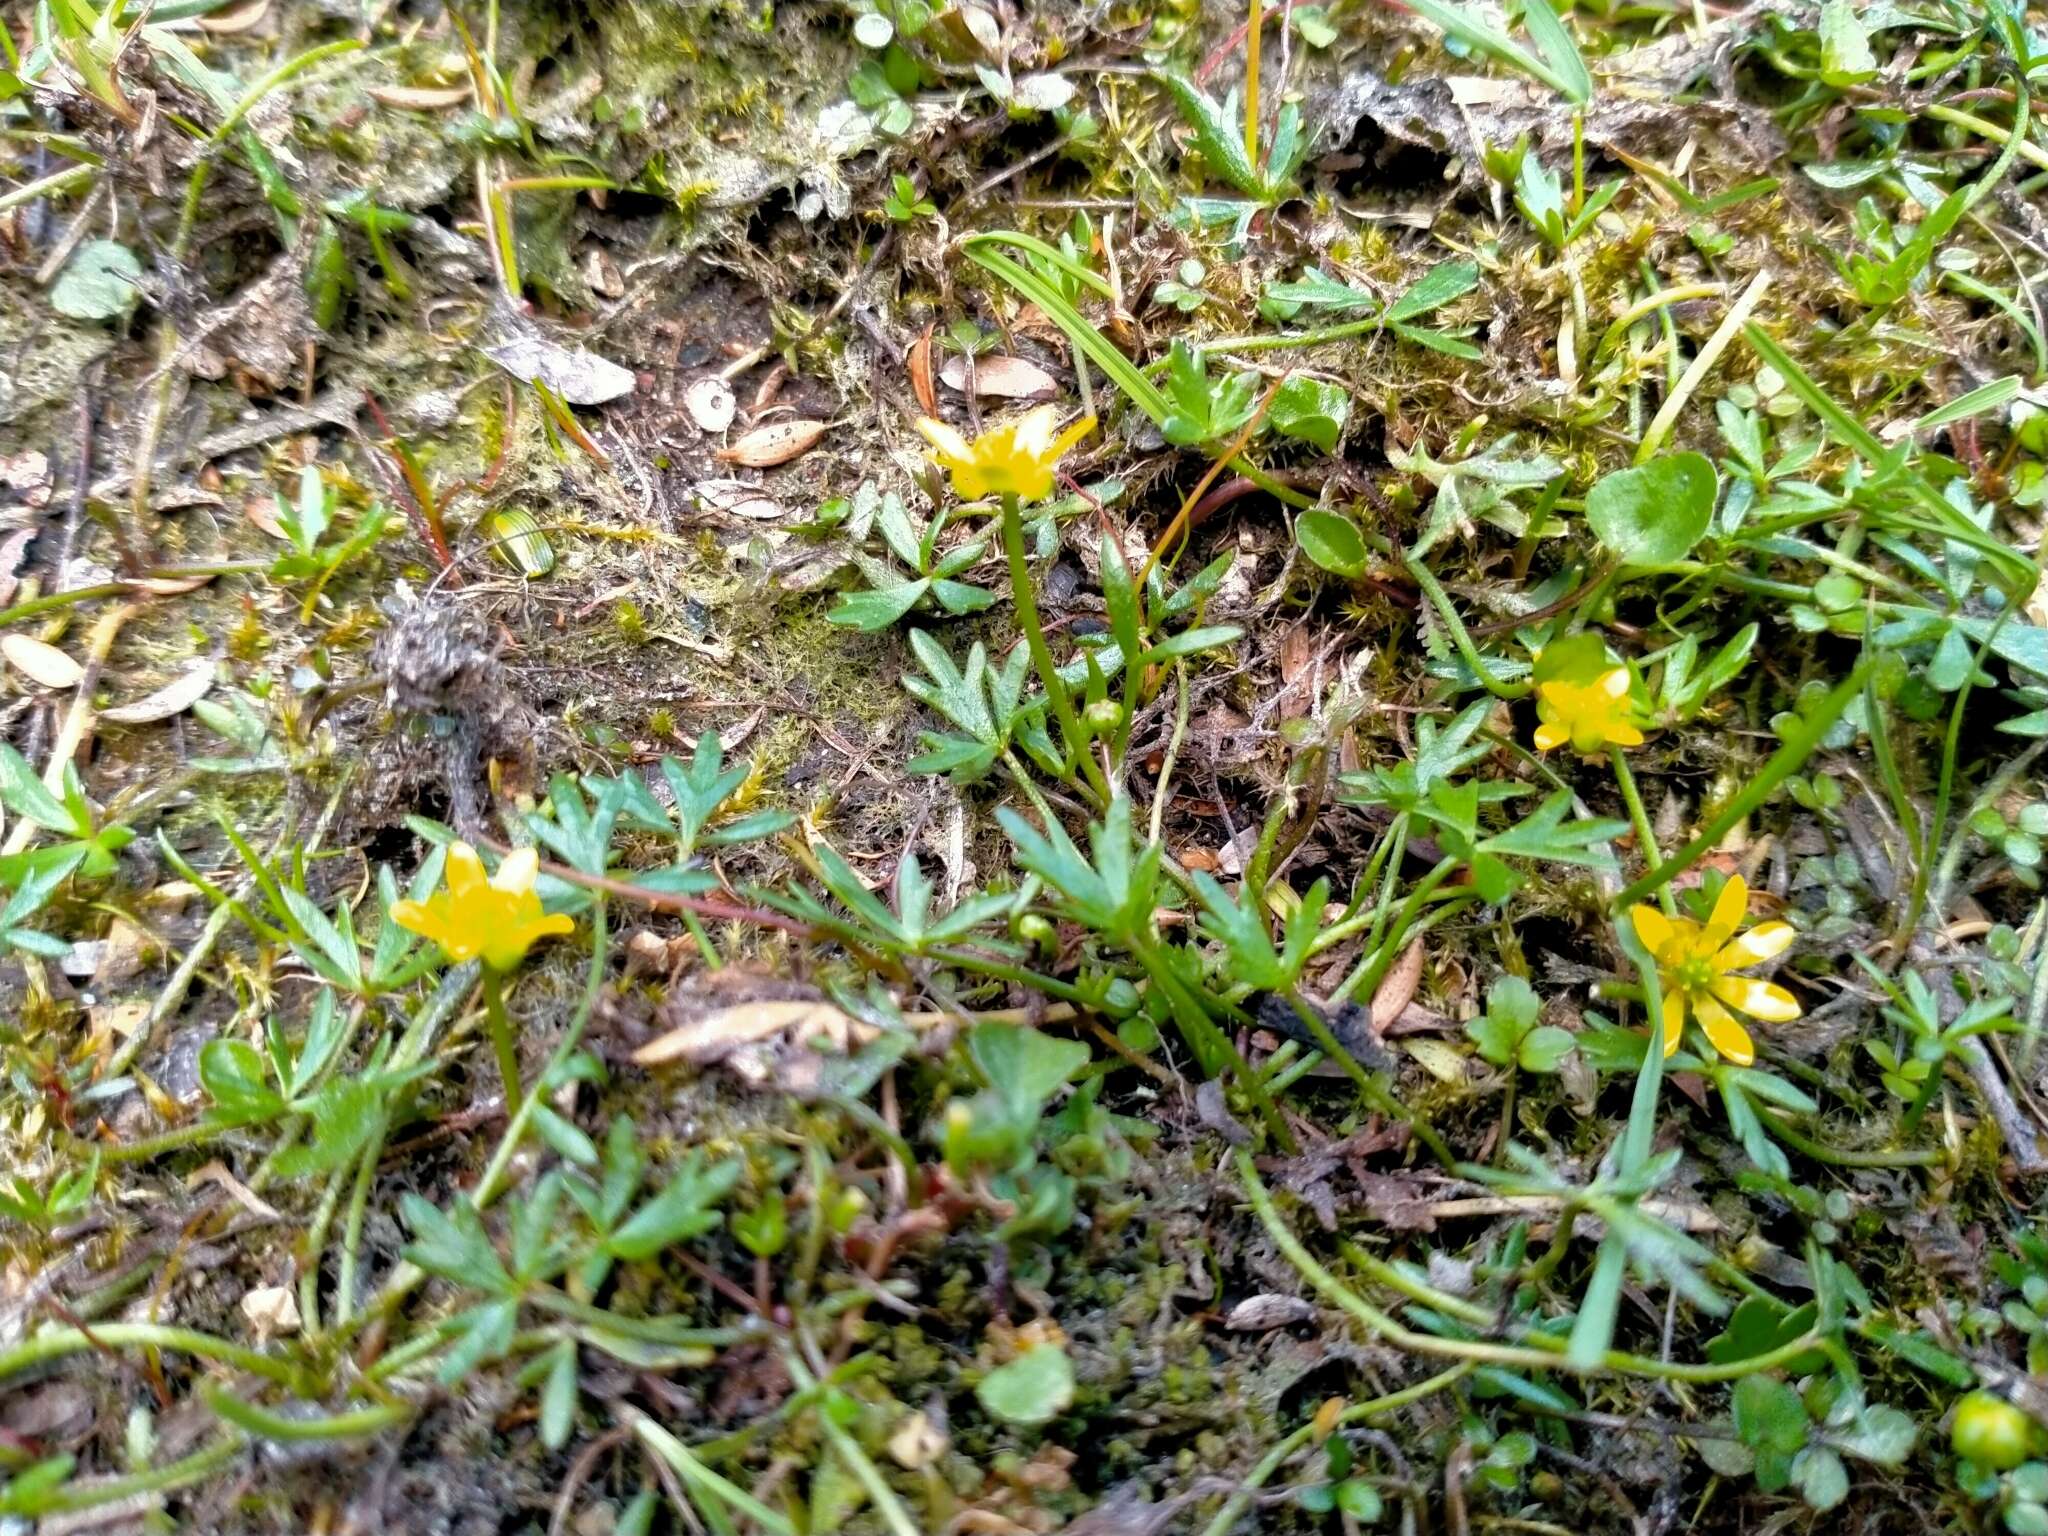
1403,0 -> 1589,103
1296,510 -> 1369,577
1792,1446 -> 1849,1510
1518,1025 -> 1576,1073
401,1193 -> 512,1294
1818,0 -> 1877,85
972,1023 -> 1090,1119
828,579 -> 932,630
539,1339 -> 578,1450
1387,260 -> 1480,322
608,1152 -> 742,1261
1585,453 -> 1716,565
0,743 -> 74,831
731,1191 -> 788,1258
1148,72 -> 1269,197
51,240 -> 143,321
1832,1403 -> 1916,1467
1162,341 -> 1258,446
1264,267 -> 1378,312
1858,1320 -> 1975,1386
1135,624 -> 1241,665
199,1039 -> 286,1122
272,1077 -> 390,1177
1270,376 -> 1349,452
280,886 -> 362,988
1336,1480 -> 1382,1519
930,579 -> 996,616
1293,5 -> 1338,45
976,1344 -> 1075,1426
1388,322 -> 1483,359
1733,1375 -> 1809,1457
1477,791 -> 1625,874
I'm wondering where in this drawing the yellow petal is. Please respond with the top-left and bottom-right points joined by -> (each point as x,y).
1607,722 -> 1644,747
916,417 -> 973,464
1710,975 -> 1803,1022
1596,667 -> 1629,699
493,846 -> 541,897
1631,904 -> 1674,956
1703,876 -> 1748,947
952,460 -> 995,500
1714,921 -> 1794,971
389,897 -> 434,937
1045,413 -> 1097,462
1010,404 -> 1061,459
444,842 -> 487,897
1533,720 -> 1567,752
1695,995 -> 1755,1065
1661,988 -> 1686,1056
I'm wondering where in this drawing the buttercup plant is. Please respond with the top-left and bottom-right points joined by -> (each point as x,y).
392,842 -> 573,1111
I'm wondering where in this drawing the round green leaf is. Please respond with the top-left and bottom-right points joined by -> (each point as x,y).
52,240 -> 143,322
1296,510 -> 1367,577
1792,1446 -> 1849,1511
976,1344 -> 1074,1427
1585,452 -> 1716,566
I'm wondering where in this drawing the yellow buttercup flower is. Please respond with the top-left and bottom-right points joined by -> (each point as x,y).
1533,666 -> 1644,755
1631,876 -> 1800,1066
916,406 -> 1094,502
391,842 -> 573,972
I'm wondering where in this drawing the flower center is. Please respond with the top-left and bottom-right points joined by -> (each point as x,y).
1674,955 -> 1717,994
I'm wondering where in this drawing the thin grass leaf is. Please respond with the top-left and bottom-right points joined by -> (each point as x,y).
1910,375 -> 2020,433
1402,0 -> 1590,103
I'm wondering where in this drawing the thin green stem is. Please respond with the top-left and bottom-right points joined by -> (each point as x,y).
7,1433 -> 245,1516
1405,558 -> 1530,699
1282,991 -> 1456,1168
201,1386 -> 410,1442
1195,1363 -> 1474,1536
1001,493 -> 1109,801
482,967 -> 523,1113
0,1323 -> 300,1389
1609,749 -> 1675,916
628,1411 -> 797,1536
1240,1152 -> 1820,1382
1759,1110 -> 1942,1168
783,1347 -> 922,1536
334,1121 -> 389,1328
1609,661 -> 1869,912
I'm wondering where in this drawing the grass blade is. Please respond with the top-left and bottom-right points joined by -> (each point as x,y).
1400,0 -> 1590,104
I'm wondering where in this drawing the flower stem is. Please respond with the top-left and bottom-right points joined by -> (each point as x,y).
1195,1364 -> 1475,1536
481,967 -> 522,1113
1609,747 -> 1676,916
1000,492 -> 1109,802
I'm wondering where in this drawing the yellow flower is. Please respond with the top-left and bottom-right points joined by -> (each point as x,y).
1533,666 -> 1644,754
1631,876 -> 1800,1066
391,842 -> 573,972
916,406 -> 1094,502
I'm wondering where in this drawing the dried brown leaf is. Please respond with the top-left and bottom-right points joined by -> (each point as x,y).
1224,1294 -> 1316,1330
2,635 -> 84,690
100,659 -> 214,724
939,354 -> 1058,399
714,419 -> 828,467
909,323 -> 938,414
632,1000 -> 861,1067
369,83 -> 473,111
694,478 -> 783,521
1371,938 -> 1425,1033
197,0 -> 271,33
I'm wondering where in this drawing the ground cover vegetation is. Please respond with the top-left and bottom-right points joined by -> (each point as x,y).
2,0 -> 2048,1531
